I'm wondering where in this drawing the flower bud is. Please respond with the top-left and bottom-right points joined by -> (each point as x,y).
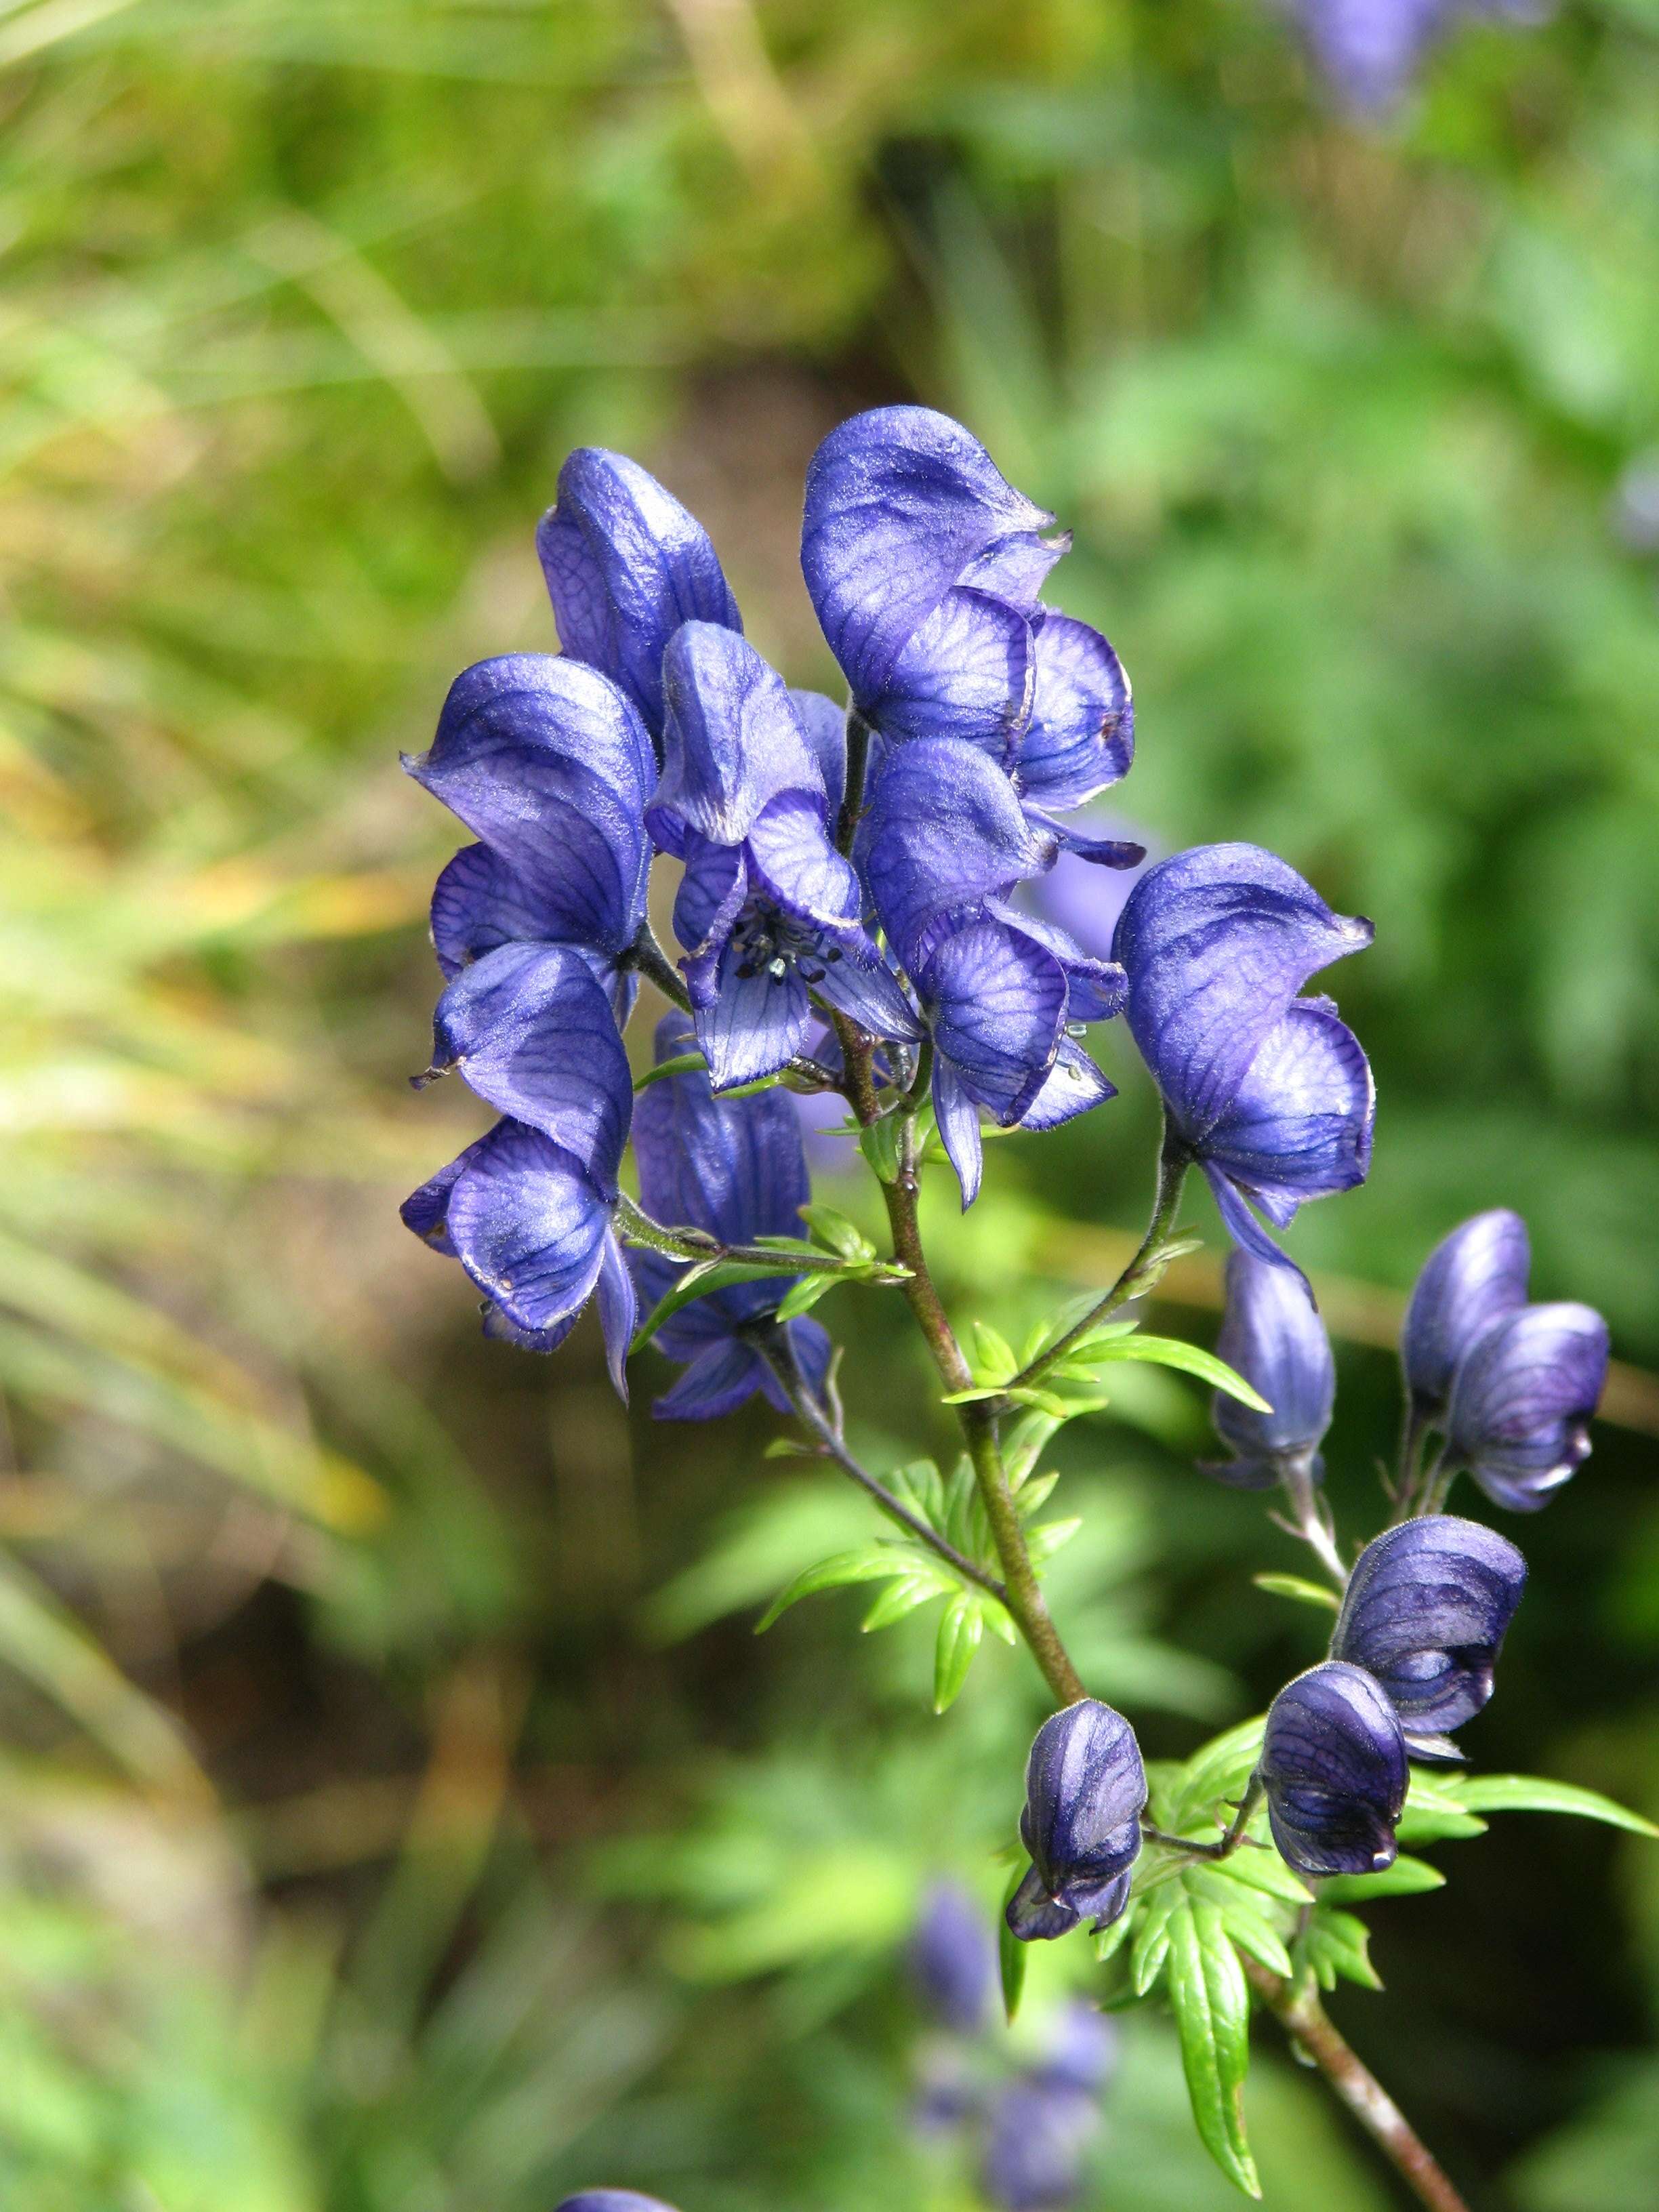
1446,1302 -> 1610,1512
1330,1516 -> 1525,1745
910,1879 -> 996,2034
1259,1662 -> 1408,1878
1205,1250 -> 1334,1488
1401,1209 -> 1529,1416
1006,1700 -> 1146,1942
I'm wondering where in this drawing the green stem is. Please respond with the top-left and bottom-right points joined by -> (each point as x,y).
836,705 -> 873,855
626,918 -> 693,1012
613,1193 -> 907,1283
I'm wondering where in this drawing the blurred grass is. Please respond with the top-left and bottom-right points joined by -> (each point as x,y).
1,1 -> 1658,2207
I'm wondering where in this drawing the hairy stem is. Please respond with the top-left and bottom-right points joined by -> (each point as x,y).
752,1326 -> 1006,1602
836,705 -> 874,855
1241,1961 -> 1471,2212
626,918 -> 694,1011
1004,1118 -> 1191,1395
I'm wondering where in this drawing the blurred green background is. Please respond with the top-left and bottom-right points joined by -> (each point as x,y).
3,1 -> 1659,2205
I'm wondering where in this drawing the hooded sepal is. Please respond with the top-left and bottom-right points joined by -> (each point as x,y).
1330,1515 -> 1527,1738
1259,1660 -> 1408,1879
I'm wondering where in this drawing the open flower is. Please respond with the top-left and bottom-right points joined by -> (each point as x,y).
536,445 -> 741,747
1204,1249 -> 1335,1489
554,2196 -> 682,2212
863,738 -> 1122,1205
1006,1699 -> 1146,1942
800,407 -> 1141,865
1445,1303 -> 1610,1512
1293,0 -> 1549,117
1330,1517 -> 1526,1752
405,654 -> 657,1023
631,1014 -> 832,1420
1112,842 -> 1374,1270
647,622 -> 919,1090
1259,1661 -> 1408,1878
1401,1209 -> 1531,1420
401,947 -> 636,1387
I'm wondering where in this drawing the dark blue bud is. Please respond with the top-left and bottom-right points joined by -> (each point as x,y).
1204,1249 -> 1334,1488
1331,1516 -> 1525,1744
1401,1208 -> 1530,1416
1260,1662 -> 1408,1878
910,1879 -> 996,2034
1006,1700 -> 1145,1942
1446,1302 -> 1610,1513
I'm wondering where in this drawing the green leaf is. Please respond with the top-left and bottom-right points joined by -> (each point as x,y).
1454,1775 -> 1659,1839
1302,1906 -> 1382,1992
754,1546 -> 911,1632
999,1862 -> 1029,2024
1167,1896 -> 1261,2198
1004,1408 -> 1062,1486
970,1319 -> 1017,1385
633,1048 -> 707,1090
1080,1334 -> 1271,1411
933,1594 -> 983,1712
1318,1855 -> 1446,1904
1186,1866 -> 1296,1979
1397,1769 -> 1488,1844
1131,1885 -> 1181,1996
859,1113 -> 901,1185
774,1272 -> 834,1321
631,1258 -> 796,1353
798,1203 -> 874,1261
1023,1516 -> 1083,1564
1251,1571 -> 1342,1612
1170,1718 -> 1267,1830
1211,1849 -> 1314,1909
861,1571 -> 954,1632
1015,1471 -> 1060,1519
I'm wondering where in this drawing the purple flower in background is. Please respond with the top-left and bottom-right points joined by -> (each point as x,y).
1292,0 -> 1550,117
401,947 -> 636,1387
800,407 -> 1142,865
1112,842 -> 1374,1272
1204,1250 -> 1335,1490
1331,1517 -> 1526,1751
1401,1208 -> 1530,1418
405,656 -> 657,1023
910,1880 -> 996,2034
981,2076 -> 1098,2211
1006,1698 -> 1146,1942
1259,1660 -> 1408,1877
1444,1303 -> 1610,1512
1029,2004 -> 1120,2100
537,445 -> 741,746
863,739 -> 1122,1206
632,1014 -> 832,1420
554,2196 -> 682,2212
1019,806 -> 1153,962
647,623 -> 920,1090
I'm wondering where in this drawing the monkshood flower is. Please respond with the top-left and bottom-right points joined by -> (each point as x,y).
800,407 -> 1142,865
646,621 -> 920,1089
554,2196 -> 681,2212
1112,842 -> 1375,1271
1204,1250 -> 1335,1489
1401,1208 -> 1530,1419
1259,1661 -> 1408,1878
1293,0 -> 1549,116
863,737 -> 1122,1205
1006,1698 -> 1147,1942
401,946 -> 635,1388
1027,2003 -> 1119,2100
631,1013 -> 831,1420
1330,1517 -> 1526,1753
910,1879 -> 996,2035
405,655 -> 656,1023
536,445 -> 741,747
1444,1302 -> 1610,1511
981,2076 -> 1099,2212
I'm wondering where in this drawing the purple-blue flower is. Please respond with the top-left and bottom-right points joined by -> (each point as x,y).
800,407 -> 1141,862
1293,0 -> 1550,116
1006,1699 -> 1146,1942
1028,2004 -> 1119,2100
401,946 -> 636,1388
405,656 -> 657,1024
910,1879 -> 996,2035
1444,1303 -> 1610,1512
646,622 -> 920,1090
554,2196 -> 681,2212
1112,843 -> 1375,1271
537,445 -> 741,746
863,738 -> 1122,1206
1204,1250 -> 1335,1489
1401,1208 -> 1530,1418
630,1014 -> 832,1420
1259,1660 -> 1408,1878
981,2077 -> 1097,2212
1330,1516 -> 1526,1749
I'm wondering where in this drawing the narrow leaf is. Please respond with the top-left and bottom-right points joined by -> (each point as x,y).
1454,1775 -> 1659,1839
1318,1856 -> 1446,1904
970,1320 -> 1017,1385
999,1862 -> 1029,2024
1167,1897 -> 1261,2198
798,1203 -> 874,1261
933,1595 -> 983,1713
861,1572 -> 953,1633
1252,1572 -> 1341,1612
632,1258 -> 794,1353
775,1273 -> 834,1322
632,1049 -> 707,1090
1086,1335 -> 1271,1411
754,1547 -> 907,1633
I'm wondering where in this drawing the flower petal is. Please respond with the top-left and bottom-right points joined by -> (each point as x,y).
634,1010 -> 811,1246
1202,1002 -> 1375,1233
1210,1249 -> 1334,1469
428,840 -> 640,997
744,791 -> 862,933
1017,1037 -> 1117,1132
1260,1661 -> 1407,1879
693,956 -> 812,1091
651,623 -> 823,848
444,1118 -> 612,1343
594,1227 -> 638,1399
924,920 -> 1067,1124
867,586 -> 1033,750
1402,1209 -> 1531,1415
1332,1516 -> 1527,1734
808,938 -> 923,1044
536,446 -> 741,740
430,942 -> 632,1193
1447,1302 -> 1610,1511
1019,1698 -> 1147,1898
931,1057 -> 985,1210
653,1336 -> 769,1421
1015,613 -> 1133,808
789,687 -> 848,820
754,1315 -> 834,1416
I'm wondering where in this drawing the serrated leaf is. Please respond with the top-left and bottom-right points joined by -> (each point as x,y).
887,1458 -> 945,1526
1303,1906 -> 1382,1992
999,1862 -> 1029,2023
1167,1896 -> 1260,2198
798,1203 -> 874,1261
933,1594 -> 983,1712
861,1571 -> 953,1633
1023,1516 -> 1082,1564
754,1546 -> 909,1632
1454,1776 -> 1659,1839
1094,1906 -> 1136,1965
1252,1572 -> 1342,1612
775,1272 -> 834,1321
1185,1868 -> 1296,1980
1081,1334 -> 1271,1412
1318,1856 -> 1446,1904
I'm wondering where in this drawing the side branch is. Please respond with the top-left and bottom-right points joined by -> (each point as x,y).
1242,1959 -> 1471,2212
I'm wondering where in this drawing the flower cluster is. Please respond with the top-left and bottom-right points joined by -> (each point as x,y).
1290,0 -> 1551,115
405,409 -> 1382,1384
911,1882 -> 1118,2211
